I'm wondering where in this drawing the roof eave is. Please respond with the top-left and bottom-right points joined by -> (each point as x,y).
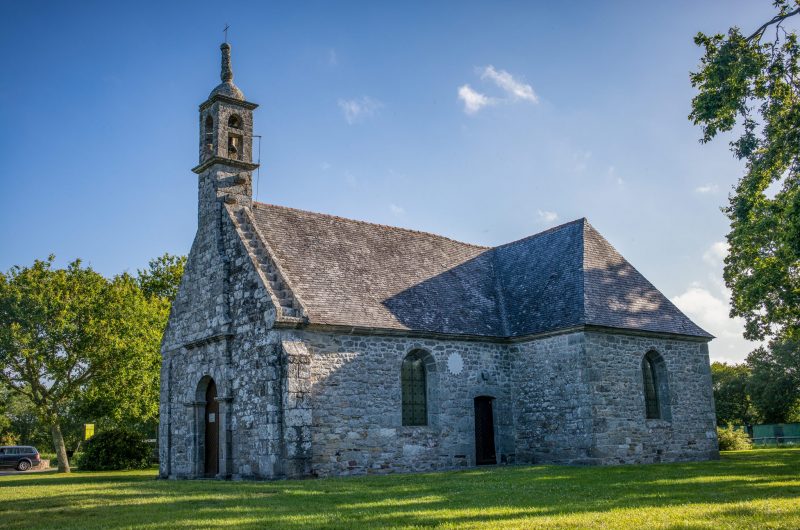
199,94 -> 259,111
270,321 -> 713,344
192,157 -> 260,174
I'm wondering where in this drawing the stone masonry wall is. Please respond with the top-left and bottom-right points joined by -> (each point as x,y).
511,332 -> 595,465
160,199 -> 284,479
584,331 -> 719,464
510,330 -> 718,466
294,330 -> 514,477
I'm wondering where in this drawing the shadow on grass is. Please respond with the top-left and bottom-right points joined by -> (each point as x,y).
0,449 -> 798,529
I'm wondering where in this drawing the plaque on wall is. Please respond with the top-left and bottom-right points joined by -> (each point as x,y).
447,352 -> 464,375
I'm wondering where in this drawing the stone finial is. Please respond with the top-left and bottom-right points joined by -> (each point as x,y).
209,42 -> 244,100
221,43 -> 233,83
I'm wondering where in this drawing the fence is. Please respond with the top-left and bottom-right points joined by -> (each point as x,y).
748,423 -> 800,447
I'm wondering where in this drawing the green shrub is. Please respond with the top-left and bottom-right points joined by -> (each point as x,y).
77,429 -> 151,471
717,424 -> 752,451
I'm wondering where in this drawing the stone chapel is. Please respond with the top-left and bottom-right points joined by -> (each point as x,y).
158,43 -> 719,480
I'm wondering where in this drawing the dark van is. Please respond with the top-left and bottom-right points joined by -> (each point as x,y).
0,446 -> 41,471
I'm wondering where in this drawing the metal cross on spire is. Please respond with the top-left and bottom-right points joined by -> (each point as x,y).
223,23 -> 230,43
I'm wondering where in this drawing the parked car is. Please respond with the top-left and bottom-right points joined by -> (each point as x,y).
0,446 -> 41,471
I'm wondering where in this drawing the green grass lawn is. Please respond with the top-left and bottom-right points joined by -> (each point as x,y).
1,449 -> 798,529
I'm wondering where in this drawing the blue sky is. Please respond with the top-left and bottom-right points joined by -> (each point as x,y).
0,1 -> 782,362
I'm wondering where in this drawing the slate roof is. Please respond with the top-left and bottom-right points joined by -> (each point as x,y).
249,203 -> 712,340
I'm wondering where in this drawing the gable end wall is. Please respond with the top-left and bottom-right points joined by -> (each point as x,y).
160,203 -> 284,479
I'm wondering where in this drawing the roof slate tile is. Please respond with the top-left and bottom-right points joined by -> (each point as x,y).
249,203 -> 712,340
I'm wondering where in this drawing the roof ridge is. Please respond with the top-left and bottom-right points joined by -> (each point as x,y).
492,217 -> 587,250
490,248 -> 511,337
579,219 -> 588,327
253,201 -> 491,250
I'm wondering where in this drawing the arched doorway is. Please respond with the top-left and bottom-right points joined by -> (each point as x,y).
204,379 -> 219,477
474,396 -> 497,465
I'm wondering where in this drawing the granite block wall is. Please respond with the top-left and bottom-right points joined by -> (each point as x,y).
159,192 -> 283,479
511,332 -> 595,465
583,331 -> 719,463
295,331 -> 514,476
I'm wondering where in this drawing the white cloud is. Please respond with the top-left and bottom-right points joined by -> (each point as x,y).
702,241 -> 728,267
338,97 -> 382,124
344,171 -> 358,188
328,49 -> 338,66
480,66 -> 538,103
537,209 -> 559,224
457,66 -> 538,114
389,204 -> 405,216
671,240 -> 760,363
458,85 -> 494,114
321,162 -> 331,171
671,286 -> 755,363
695,184 -> 719,194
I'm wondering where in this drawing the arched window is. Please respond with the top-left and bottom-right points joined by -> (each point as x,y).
401,350 -> 430,426
642,357 -> 659,418
641,350 -> 671,420
228,114 -> 242,129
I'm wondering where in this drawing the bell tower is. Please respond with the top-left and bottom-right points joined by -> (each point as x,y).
192,42 -> 259,219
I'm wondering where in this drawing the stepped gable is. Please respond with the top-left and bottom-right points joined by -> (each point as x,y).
248,203 -> 711,340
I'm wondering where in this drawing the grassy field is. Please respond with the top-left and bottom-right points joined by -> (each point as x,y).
1,449 -> 798,529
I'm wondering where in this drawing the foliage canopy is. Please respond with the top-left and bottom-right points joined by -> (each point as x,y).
0,254 -> 181,471
711,362 -> 759,426
690,0 -> 800,342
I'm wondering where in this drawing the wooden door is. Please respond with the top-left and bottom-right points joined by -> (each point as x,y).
474,396 -> 496,465
204,379 -> 219,477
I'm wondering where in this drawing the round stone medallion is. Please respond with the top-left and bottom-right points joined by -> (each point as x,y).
447,352 -> 464,375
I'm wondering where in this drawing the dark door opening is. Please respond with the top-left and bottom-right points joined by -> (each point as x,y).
474,396 -> 496,465
204,379 -> 219,477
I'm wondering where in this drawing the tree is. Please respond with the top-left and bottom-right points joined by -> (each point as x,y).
137,254 -> 186,302
746,333 -> 800,423
0,257 -> 168,472
77,254 -> 184,438
0,385 -> 18,445
690,1 -> 800,342
711,362 -> 759,426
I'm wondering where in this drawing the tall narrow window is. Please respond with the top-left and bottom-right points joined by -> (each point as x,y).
642,356 -> 660,419
402,351 -> 428,426
204,115 -> 214,155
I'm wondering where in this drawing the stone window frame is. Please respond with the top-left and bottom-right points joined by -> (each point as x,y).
641,350 -> 672,422
399,348 -> 438,428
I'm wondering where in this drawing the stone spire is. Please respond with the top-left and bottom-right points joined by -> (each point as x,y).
220,42 -> 233,82
209,42 -> 244,101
